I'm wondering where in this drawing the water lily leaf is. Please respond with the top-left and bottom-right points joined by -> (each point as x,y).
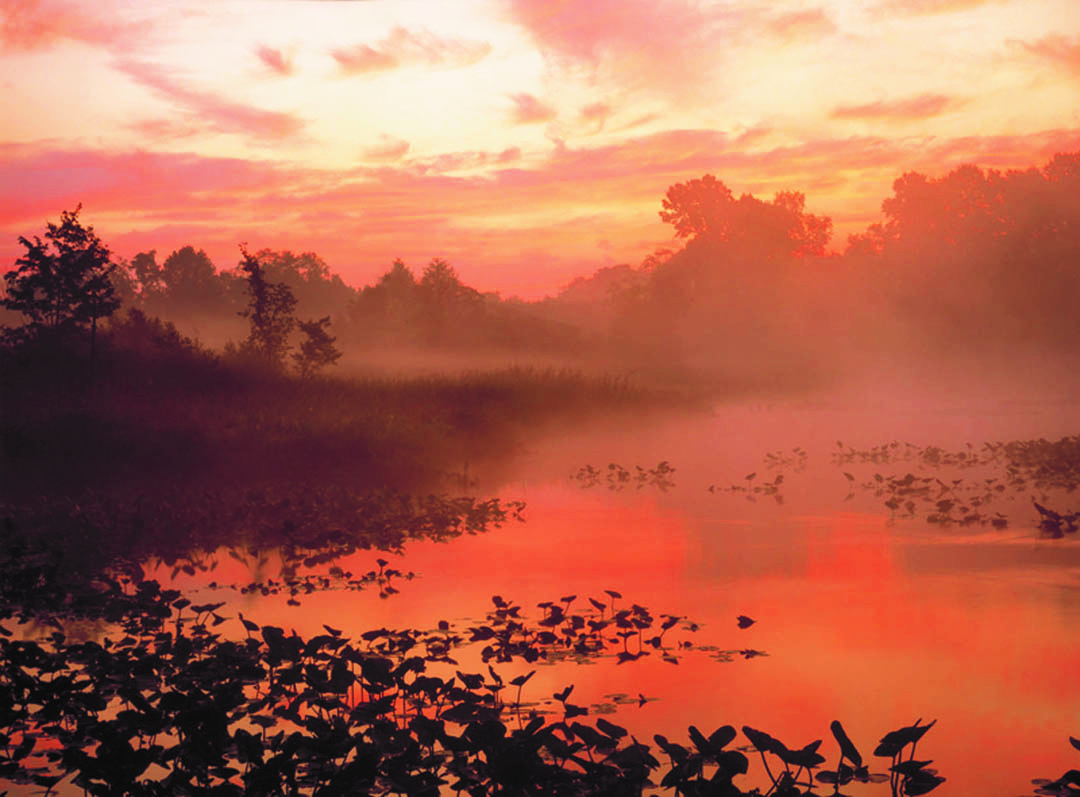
830,720 -> 863,767
510,671 -> 535,688
780,740 -> 825,769
596,718 -> 628,740
742,726 -> 787,756
903,771 -> 945,795
717,749 -> 749,776
875,719 -> 936,758
891,759 -> 933,776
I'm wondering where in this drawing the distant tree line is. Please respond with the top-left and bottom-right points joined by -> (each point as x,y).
3,150 -> 1078,380
588,150 -> 1080,372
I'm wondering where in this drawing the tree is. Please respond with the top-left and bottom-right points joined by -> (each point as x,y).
418,258 -> 482,344
659,175 -> 832,256
130,250 -> 164,297
1,205 -> 120,354
292,316 -> 342,378
159,246 -> 222,314
253,248 -> 355,323
237,246 -> 297,368
659,174 -> 735,239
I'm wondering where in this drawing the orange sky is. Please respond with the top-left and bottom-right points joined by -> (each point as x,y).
1,0 -> 1078,297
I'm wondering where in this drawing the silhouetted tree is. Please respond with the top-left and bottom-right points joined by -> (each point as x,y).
418,258 -> 482,345
1,205 -> 120,355
348,259 -> 420,346
160,246 -> 221,314
238,246 -> 297,368
292,316 -> 342,378
130,250 -> 164,297
660,175 -> 832,256
253,249 -> 355,322
844,151 -> 1080,350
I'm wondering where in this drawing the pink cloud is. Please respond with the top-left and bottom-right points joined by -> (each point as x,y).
830,93 -> 956,120
614,113 -> 662,132
362,135 -> 410,162
0,144 -> 307,234
114,58 -> 306,139
872,0 -> 1000,15
3,127 -> 1079,297
255,45 -> 294,77
0,0 -> 150,52
504,0 -> 750,100
331,26 -> 491,74
734,127 -> 772,146
496,147 -> 521,164
1019,35 -> 1080,75
580,102 -> 611,130
767,9 -> 835,41
127,118 -> 202,141
508,93 -> 555,124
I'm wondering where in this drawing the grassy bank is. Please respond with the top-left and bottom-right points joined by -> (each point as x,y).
0,339 -> 698,500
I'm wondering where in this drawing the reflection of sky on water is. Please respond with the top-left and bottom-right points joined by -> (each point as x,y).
151,398 -> 1080,794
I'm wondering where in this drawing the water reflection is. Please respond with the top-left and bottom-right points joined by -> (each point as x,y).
3,399 -> 1080,794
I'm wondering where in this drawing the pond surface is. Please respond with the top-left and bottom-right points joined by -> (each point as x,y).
143,391 -> 1080,795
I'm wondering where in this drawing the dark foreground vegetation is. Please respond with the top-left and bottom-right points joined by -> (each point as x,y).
0,541 -> 947,796
0,331 -> 667,498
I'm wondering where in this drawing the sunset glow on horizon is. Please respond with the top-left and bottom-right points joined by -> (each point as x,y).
2,0 -> 1078,298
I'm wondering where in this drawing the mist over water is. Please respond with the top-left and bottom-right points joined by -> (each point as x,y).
3,157 -> 1080,795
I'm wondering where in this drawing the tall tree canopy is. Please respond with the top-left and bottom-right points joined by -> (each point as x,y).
237,246 -> 297,368
659,175 -> 832,257
1,205 -> 120,348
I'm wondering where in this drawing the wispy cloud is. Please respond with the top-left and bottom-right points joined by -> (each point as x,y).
0,0 -> 150,52
114,58 -> 306,139
830,93 -> 956,120
331,26 -> 491,74
508,93 -> 555,124
579,101 -> 611,131
1018,34 -> 1080,75
871,0 -> 1001,16
255,44 -> 295,76
766,9 -> 836,41
504,0 -> 750,102
362,134 -> 410,162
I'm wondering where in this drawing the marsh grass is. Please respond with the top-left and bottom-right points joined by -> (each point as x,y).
1,337 -> 694,498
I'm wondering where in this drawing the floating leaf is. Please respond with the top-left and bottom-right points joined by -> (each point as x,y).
830,720 -> 863,768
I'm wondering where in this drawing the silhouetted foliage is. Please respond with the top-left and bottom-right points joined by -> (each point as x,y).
103,307 -> 202,356
1,205 -> 120,355
237,246 -> 298,368
418,257 -> 483,345
293,316 -> 342,378
660,174 -> 832,256
845,152 -> 1080,352
350,258 -> 421,345
253,248 -> 355,324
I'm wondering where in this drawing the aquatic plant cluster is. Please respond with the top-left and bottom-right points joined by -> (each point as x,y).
831,437 -> 1080,534
571,462 -> 676,493
0,560 -> 947,796
0,490 -> 525,596
709,472 -> 786,504
641,435 -> 1080,536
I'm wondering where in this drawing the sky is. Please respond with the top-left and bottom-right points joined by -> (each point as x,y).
1,0 -> 1078,298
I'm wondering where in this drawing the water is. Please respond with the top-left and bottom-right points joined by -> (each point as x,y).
151,393 -> 1080,794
